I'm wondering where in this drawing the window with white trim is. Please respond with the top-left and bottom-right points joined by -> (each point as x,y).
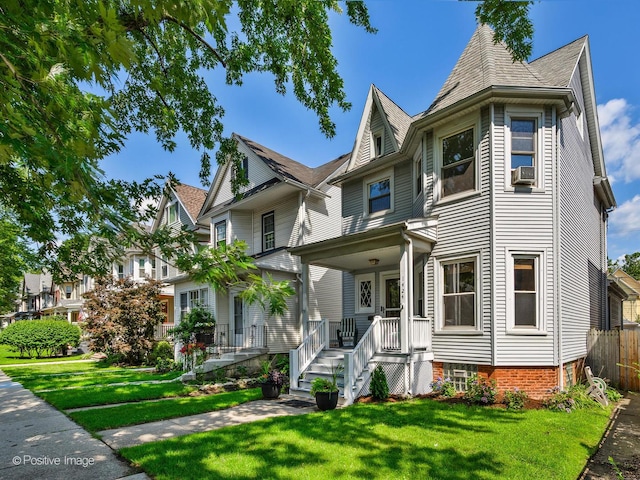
364,169 -> 394,216
437,255 -> 479,330
262,211 -> 275,251
355,273 -> 375,314
441,127 -> 475,198
505,108 -> 543,188
180,288 -> 210,320
415,157 -> 423,196
215,220 -> 227,247
372,130 -> 384,157
167,203 -> 178,224
507,252 -> 544,332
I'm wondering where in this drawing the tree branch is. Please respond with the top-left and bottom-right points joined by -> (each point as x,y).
160,15 -> 226,68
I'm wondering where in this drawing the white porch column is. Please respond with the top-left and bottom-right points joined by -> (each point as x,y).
300,261 -> 309,337
67,311 -> 72,324
399,236 -> 413,354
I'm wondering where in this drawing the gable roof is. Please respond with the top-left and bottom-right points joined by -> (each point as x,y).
173,183 -> 207,222
152,182 -> 207,232
529,35 -> 587,87
611,269 -> 640,297
199,134 -> 350,218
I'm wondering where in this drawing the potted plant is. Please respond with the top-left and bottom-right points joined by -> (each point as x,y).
310,363 -> 343,411
259,358 -> 288,399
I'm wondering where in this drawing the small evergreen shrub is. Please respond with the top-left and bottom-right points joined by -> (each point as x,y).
464,374 -> 498,405
371,365 -> 389,400
147,340 -> 174,364
430,376 -> 456,398
503,387 -> 528,410
0,317 -> 80,358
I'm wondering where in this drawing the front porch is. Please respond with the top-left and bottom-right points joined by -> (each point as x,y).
289,218 -> 437,404
290,316 -> 433,404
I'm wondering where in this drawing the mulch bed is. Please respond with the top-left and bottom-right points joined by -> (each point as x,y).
356,392 -> 546,410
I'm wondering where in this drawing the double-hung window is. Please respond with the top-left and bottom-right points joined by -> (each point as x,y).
441,127 -> 475,198
368,178 -> 391,213
262,211 -> 275,251
506,108 -> 543,188
439,256 -> 478,330
167,203 -> 178,224
510,119 -> 536,170
372,130 -> 384,157
508,252 -> 544,332
215,220 -> 227,247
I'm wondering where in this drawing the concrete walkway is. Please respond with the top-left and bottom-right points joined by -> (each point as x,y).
581,392 -> 640,480
98,396 -> 317,449
0,370 -> 147,480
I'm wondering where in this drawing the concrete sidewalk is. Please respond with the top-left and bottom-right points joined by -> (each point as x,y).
0,369 -> 147,480
98,395 -> 317,449
582,392 -> 640,480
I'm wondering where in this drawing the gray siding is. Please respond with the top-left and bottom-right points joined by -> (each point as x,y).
253,194 -> 299,252
309,266 -> 343,322
427,107 -> 493,365
305,184 -> 342,243
492,104 -> 556,366
559,65 -> 606,362
342,162 -> 414,235
354,106 -> 395,169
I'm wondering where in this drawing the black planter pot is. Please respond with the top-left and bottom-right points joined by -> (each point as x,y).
315,391 -> 339,411
261,382 -> 281,399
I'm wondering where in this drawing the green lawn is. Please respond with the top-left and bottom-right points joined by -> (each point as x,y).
36,381 -> 196,409
15,369 -> 182,391
70,388 -> 263,431
0,344 -> 86,365
1,361 -> 115,377
120,399 -> 611,480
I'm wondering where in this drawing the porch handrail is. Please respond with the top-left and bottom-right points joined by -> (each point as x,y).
343,316 -> 381,404
290,319 -> 327,390
413,317 -> 432,351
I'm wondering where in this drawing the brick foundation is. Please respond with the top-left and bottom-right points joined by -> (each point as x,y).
431,361 -> 585,400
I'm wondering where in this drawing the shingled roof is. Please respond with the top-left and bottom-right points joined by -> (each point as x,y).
374,85 -> 412,149
418,24 -> 554,119
173,183 -> 207,222
236,134 -> 350,188
529,35 -> 587,87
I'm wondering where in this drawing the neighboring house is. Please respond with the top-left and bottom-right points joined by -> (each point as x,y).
609,269 -> 640,325
183,133 -> 348,355
43,274 -> 94,323
149,182 -> 210,335
15,273 -> 55,319
290,25 -> 615,402
607,274 -> 628,330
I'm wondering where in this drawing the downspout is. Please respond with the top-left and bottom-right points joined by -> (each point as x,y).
553,106 -> 564,390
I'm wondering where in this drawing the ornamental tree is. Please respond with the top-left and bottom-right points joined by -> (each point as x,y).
82,275 -> 166,364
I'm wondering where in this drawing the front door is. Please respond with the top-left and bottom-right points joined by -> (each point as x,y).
382,273 -> 401,318
233,295 -> 244,347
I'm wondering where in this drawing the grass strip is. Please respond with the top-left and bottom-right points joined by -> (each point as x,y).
19,371 -> 182,391
37,381 -> 196,410
1,362 -> 121,377
121,398 -> 611,480
0,345 -> 86,365
70,388 -> 263,431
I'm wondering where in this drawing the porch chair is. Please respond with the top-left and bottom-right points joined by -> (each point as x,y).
337,318 -> 358,348
584,366 -> 609,407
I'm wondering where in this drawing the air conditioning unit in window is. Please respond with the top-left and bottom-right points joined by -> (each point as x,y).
512,166 -> 536,185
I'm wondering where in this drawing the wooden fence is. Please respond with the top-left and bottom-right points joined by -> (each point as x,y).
587,328 -> 639,392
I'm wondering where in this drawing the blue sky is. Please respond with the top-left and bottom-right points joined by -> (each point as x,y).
102,0 -> 640,261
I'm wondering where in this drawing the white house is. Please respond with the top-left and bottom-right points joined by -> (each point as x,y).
289,25 -> 615,402
186,133 -> 349,355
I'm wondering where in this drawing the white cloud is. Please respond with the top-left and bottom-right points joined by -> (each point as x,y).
609,194 -> 640,236
598,99 -> 640,183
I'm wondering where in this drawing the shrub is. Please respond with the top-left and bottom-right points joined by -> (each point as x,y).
169,307 -> 215,344
464,374 -> 498,405
371,365 -> 389,400
147,340 -> 174,364
544,384 -> 599,413
606,387 -> 623,403
0,317 -> 80,358
430,376 -> 456,398
503,387 -> 528,410
155,358 -> 180,373
311,377 -> 337,395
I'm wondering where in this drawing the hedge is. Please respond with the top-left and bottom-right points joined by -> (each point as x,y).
0,316 -> 81,358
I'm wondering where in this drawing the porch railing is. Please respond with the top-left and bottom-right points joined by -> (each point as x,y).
413,317 -> 432,351
343,316 -> 381,404
290,319 -> 327,390
379,317 -> 400,350
214,324 -> 267,351
154,323 -> 174,340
